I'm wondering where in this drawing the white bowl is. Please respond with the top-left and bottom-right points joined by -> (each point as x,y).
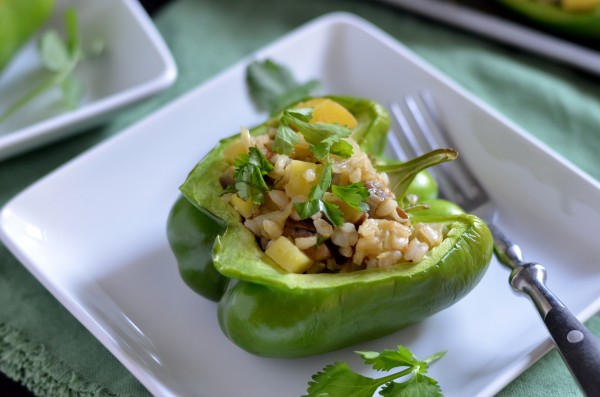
0,0 -> 177,161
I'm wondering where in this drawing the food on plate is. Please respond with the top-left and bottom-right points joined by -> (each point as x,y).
0,0 -> 55,73
559,0 -> 600,12
167,92 -> 493,357
1,7 -> 104,123
499,0 -> 600,38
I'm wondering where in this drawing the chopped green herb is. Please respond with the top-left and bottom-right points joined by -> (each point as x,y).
272,107 -> 313,155
304,345 -> 446,397
0,8 -> 103,123
276,108 -> 353,159
246,59 -> 320,115
272,123 -> 299,155
332,182 -> 370,212
294,162 -> 344,226
227,146 -> 273,205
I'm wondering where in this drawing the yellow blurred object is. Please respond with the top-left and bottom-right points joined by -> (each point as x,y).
562,0 -> 600,11
299,98 -> 358,129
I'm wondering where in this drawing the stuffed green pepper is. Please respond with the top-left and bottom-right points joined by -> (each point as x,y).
168,96 -> 493,357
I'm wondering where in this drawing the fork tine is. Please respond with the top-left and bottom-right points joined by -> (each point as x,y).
389,92 -> 489,210
389,97 -> 465,206
416,91 -> 490,205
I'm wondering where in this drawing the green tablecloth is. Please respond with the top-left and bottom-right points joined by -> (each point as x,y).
1,0 -> 599,395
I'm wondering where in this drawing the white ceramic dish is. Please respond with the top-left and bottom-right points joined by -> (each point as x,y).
2,12 -> 600,397
0,0 -> 177,161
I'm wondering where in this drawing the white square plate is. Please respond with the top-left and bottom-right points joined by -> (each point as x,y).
0,0 -> 177,161
2,12 -> 600,397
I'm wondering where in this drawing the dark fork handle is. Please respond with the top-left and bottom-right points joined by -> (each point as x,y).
511,263 -> 600,397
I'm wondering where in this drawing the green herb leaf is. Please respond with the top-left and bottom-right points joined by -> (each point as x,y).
358,346 -> 420,372
309,162 -> 332,201
246,59 -> 320,115
272,124 -> 299,155
294,200 -> 321,221
293,162 -> 344,226
64,8 -> 80,56
232,146 -> 274,205
61,75 -> 84,109
304,345 -> 446,397
283,113 -> 353,159
379,373 -> 443,397
0,8 -> 97,124
332,183 -> 370,212
304,362 -> 382,397
320,200 -> 345,227
39,30 -> 70,72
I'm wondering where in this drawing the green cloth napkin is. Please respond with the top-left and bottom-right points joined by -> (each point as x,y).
1,0 -> 599,395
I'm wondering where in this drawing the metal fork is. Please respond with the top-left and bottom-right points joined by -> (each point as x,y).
388,91 -> 600,396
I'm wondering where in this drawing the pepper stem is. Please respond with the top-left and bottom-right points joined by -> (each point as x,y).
375,148 -> 457,198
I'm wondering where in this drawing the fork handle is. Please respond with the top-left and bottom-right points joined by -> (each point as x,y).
511,263 -> 600,397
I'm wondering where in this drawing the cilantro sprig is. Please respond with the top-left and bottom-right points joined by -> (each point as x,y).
272,106 -> 354,159
0,8 -> 104,123
294,162 -> 345,226
281,108 -> 353,159
304,345 -> 446,397
224,146 -> 273,205
332,182 -> 370,212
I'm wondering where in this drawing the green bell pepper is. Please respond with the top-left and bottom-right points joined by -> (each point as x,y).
498,0 -> 600,38
0,0 -> 56,73
167,96 -> 493,357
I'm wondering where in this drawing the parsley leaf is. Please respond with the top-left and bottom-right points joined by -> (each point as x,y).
332,182 -> 370,212
229,146 -> 273,205
293,162 -> 345,226
246,59 -> 320,115
304,345 -> 446,397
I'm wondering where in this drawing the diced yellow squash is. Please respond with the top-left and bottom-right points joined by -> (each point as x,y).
562,0 -> 600,11
322,192 -> 364,223
298,98 -> 358,129
265,236 -> 313,273
284,160 -> 323,198
230,193 -> 258,218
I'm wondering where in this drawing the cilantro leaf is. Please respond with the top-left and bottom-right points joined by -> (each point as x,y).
332,183 -> 370,212
320,200 -> 345,227
0,8 -> 102,124
304,345 -> 446,397
283,112 -> 353,159
358,346 -> 419,372
272,124 -> 299,155
304,362 -> 383,397
309,161 -> 333,201
294,200 -> 322,221
231,146 -> 273,205
246,59 -> 320,115
379,373 -> 443,397
293,162 -> 344,226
